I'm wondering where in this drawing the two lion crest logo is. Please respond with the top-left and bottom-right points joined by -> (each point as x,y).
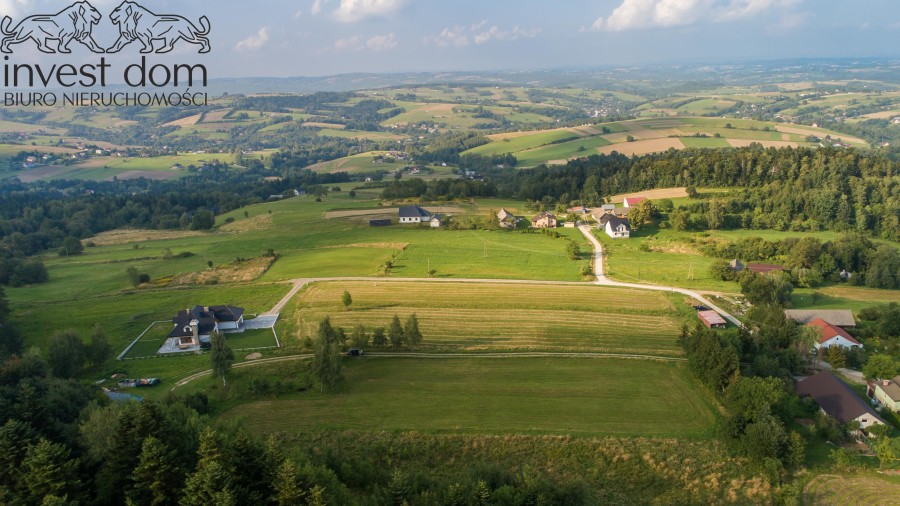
1,1 -> 211,54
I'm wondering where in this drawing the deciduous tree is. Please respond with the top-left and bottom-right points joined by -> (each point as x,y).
210,332 -> 234,387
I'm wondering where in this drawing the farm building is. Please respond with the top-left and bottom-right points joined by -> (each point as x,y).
623,197 -> 647,208
730,260 -> 784,274
497,208 -> 521,229
784,310 -> 856,327
603,216 -> 631,239
399,205 -> 432,224
796,372 -> 884,430
167,305 -> 244,349
531,213 -> 557,228
806,318 -> 862,350
429,214 -> 445,228
868,376 -> 900,412
698,310 -> 727,329
600,204 -> 617,214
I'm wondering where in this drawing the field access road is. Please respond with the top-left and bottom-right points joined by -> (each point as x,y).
172,352 -> 686,390
577,225 -> 743,328
262,225 -> 742,328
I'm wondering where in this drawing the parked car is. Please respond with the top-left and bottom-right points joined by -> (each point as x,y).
347,348 -> 364,357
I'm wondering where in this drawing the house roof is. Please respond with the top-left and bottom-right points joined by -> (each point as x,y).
698,310 -> 727,326
497,208 -> 514,221
399,205 -> 431,218
169,305 -> 244,338
430,214 -> 443,222
796,371 -> 883,424
605,216 -> 631,231
601,204 -> 617,211
785,310 -> 856,327
209,305 -> 244,323
532,213 -> 556,222
624,197 -> 647,206
874,376 -> 900,402
746,263 -> 784,274
806,318 -> 861,346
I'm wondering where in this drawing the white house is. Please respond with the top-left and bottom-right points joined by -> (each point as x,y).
603,216 -> 631,239
623,197 -> 647,208
807,318 -> 862,350
398,205 -> 432,224
868,376 -> 900,413
429,214 -> 444,228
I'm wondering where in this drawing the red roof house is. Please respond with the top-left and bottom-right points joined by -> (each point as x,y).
806,318 -> 862,350
623,197 -> 647,208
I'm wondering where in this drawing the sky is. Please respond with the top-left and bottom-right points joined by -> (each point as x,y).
1,0 -> 899,78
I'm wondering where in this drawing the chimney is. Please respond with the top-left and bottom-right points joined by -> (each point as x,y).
884,380 -> 891,387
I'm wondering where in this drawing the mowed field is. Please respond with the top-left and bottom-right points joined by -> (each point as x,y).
291,281 -> 686,356
802,474 -> 900,506
222,357 -> 715,437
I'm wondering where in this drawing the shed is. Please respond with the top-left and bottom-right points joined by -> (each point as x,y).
698,310 -> 727,329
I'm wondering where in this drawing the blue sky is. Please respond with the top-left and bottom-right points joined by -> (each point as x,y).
2,0 -> 899,77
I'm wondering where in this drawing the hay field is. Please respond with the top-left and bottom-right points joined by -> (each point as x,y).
291,281 -> 685,355
599,138 -> 685,156
803,474 -> 900,506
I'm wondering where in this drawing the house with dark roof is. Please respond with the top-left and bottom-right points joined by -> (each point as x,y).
785,310 -> 856,327
796,371 -> 884,429
806,318 -> 862,350
497,208 -> 522,229
531,213 -> 557,228
398,205 -> 432,224
167,305 -> 245,349
603,216 -> 631,239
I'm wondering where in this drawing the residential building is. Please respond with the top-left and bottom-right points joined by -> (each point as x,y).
623,197 -> 647,208
784,310 -> 856,327
399,205 -> 432,224
603,216 -> 631,239
430,214 -> 445,228
868,376 -> 900,412
531,213 -> 557,228
167,305 -> 244,349
796,372 -> 884,430
497,208 -> 522,229
806,318 -> 862,350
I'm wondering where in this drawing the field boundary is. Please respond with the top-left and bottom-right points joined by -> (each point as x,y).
118,321 -> 167,361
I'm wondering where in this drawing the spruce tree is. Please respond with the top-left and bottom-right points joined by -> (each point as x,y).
389,315 -> 405,348
404,314 -> 422,346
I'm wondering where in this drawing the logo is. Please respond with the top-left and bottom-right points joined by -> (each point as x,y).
1,1 -> 212,108
107,1 -> 210,54
1,1 -> 105,54
0,1 -> 211,55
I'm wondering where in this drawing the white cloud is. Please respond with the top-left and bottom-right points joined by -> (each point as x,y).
426,22 -> 540,48
235,27 -> 270,51
593,0 -> 802,31
333,0 -> 406,23
334,35 -> 363,51
311,0 -> 326,16
474,25 -> 541,45
423,26 -> 470,47
334,33 -> 397,51
366,33 -> 397,51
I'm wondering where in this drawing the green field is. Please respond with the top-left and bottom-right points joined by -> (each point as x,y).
466,130 -> 581,156
290,281 -> 687,355
222,357 -> 715,437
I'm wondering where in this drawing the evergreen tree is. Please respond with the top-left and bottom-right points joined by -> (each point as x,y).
272,458 -> 304,506
389,315 -> 405,348
181,429 -> 234,506
404,314 -> 423,346
311,318 -> 343,391
22,438 -> 81,505
129,436 -> 182,506
350,324 -> 368,348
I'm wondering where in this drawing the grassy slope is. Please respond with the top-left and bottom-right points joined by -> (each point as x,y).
290,281 -> 687,355
221,357 -> 716,437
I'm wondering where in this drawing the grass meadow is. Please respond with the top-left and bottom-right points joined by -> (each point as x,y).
220,357 -> 716,437
290,281 -> 687,356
